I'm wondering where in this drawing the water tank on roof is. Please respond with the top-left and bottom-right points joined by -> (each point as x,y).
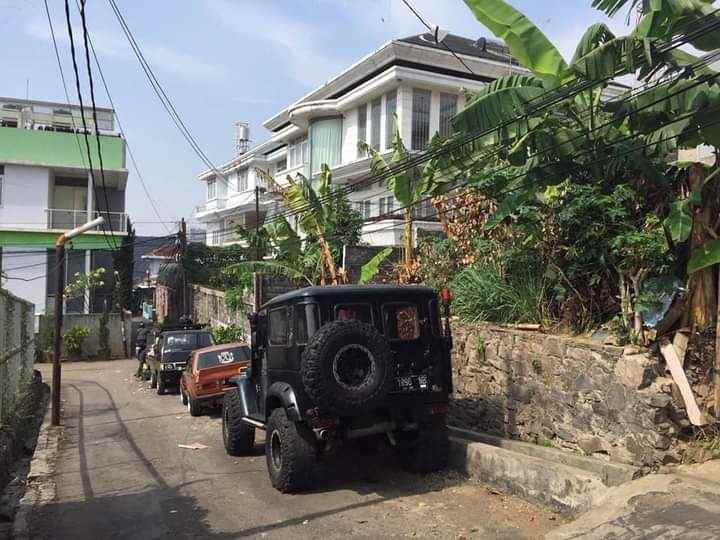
234,121 -> 250,155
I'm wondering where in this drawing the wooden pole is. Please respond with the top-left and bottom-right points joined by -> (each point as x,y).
51,244 -> 65,427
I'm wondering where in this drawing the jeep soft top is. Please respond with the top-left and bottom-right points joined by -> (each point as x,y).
222,284 -> 453,493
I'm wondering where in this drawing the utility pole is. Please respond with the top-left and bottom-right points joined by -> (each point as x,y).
51,216 -> 104,427
179,218 -> 188,318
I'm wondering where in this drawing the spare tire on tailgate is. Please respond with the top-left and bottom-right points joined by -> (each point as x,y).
301,320 -> 395,416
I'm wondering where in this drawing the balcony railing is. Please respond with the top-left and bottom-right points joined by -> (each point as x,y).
46,209 -> 127,233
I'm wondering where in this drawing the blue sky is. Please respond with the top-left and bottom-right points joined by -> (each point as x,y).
1,0 -> 630,235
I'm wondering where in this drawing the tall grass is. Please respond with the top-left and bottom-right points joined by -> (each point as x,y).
450,263 -> 549,325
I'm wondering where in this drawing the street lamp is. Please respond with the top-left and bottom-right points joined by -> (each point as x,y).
51,216 -> 104,426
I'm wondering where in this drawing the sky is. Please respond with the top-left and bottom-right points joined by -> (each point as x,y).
0,0 -> 633,236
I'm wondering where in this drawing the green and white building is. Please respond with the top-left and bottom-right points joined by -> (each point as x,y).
0,96 -> 128,316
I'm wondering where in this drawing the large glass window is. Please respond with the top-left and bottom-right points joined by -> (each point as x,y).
335,303 -> 373,324
383,303 -> 420,341
207,178 -> 216,200
439,93 -> 458,138
269,307 -> 289,346
385,90 -> 397,150
310,118 -> 342,174
411,88 -> 431,151
288,138 -> 309,169
371,97 -> 382,150
379,196 -> 394,216
357,104 -> 367,158
237,169 -> 248,192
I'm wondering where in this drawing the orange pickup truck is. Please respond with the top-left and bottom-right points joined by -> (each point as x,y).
180,343 -> 250,416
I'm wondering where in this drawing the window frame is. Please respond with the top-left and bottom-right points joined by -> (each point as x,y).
357,103 -> 367,158
382,302 -> 421,342
294,302 -> 320,346
385,90 -> 397,150
370,97 -> 382,151
334,302 -> 374,325
268,306 -> 291,347
439,93 -> 458,139
411,88 -> 432,151
237,169 -> 248,192
207,178 -> 217,200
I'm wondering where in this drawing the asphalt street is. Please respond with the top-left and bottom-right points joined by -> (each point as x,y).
33,360 -> 560,539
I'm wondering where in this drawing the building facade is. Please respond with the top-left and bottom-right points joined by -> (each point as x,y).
0,96 -> 128,316
195,33 -> 526,247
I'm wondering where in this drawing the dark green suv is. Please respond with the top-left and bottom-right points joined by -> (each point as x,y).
222,285 -> 453,493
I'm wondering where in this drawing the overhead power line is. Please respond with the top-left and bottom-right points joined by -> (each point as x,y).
105,0 -> 233,190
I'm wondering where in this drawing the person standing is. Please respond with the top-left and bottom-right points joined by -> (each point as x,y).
135,322 -> 149,378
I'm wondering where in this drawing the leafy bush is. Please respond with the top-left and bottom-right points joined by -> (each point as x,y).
64,326 -> 90,356
450,264 -> 548,325
212,324 -> 246,344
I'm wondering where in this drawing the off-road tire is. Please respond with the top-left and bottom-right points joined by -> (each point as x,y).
265,408 -> 317,493
302,320 -> 394,416
399,416 -> 450,474
156,375 -> 166,395
187,396 -> 202,416
150,371 -> 158,389
222,389 -> 255,456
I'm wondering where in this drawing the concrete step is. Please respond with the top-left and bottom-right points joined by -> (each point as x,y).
450,426 -> 638,487
448,426 -> 637,515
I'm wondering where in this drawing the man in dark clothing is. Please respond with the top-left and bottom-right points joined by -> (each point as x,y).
135,322 -> 149,378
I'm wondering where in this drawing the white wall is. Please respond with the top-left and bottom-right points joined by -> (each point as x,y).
1,248 -> 47,315
1,165 -> 50,230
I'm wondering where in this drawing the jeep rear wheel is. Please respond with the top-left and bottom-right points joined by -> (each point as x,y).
265,408 -> 317,493
398,417 -> 450,474
222,390 -> 254,456
302,320 -> 394,416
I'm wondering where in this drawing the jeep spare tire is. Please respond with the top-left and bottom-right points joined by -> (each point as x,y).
302,320 -> 395,416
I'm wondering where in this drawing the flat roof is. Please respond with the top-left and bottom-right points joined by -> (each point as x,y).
263,284 -> 438,309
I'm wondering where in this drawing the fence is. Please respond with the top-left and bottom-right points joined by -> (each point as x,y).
0,288 -> 35,425
37,311 -> 132,359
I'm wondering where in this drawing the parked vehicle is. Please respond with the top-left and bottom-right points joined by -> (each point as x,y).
222,285 -> 453,493
146,328 -> 214,394
180,343 -> 250,416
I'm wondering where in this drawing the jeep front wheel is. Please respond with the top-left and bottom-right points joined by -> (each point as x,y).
222,390 -> 254,456
265,408 -> 317,493
398,417 -> 450,474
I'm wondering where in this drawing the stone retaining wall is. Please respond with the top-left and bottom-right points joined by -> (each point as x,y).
450,322 -> 687,469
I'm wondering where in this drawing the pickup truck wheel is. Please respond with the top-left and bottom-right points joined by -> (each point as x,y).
398,417 -> 450,474
150,371 -> 157,389
222,390 -> 254,456
302,320 -> 394,416
265,408 -> 317,493
187,396 -> 202,417
156,376 -> 166,395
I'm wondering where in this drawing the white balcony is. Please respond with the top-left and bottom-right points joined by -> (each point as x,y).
45,208 -> 127,233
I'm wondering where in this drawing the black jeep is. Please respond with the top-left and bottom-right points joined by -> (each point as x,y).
222,285 -> 453,493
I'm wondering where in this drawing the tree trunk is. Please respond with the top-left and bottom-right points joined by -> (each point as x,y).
619,274 -> 632,331
630,269 -> 647,345
403,209 -> 413,269
318,236 -> 338,285
688,164 -> 718,331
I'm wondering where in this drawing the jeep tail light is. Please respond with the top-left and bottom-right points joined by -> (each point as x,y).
440,288 -> 452,305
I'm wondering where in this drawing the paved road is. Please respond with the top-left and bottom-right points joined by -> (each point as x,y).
34,360 -> 559,539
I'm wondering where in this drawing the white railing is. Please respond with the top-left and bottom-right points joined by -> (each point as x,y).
46,209 -> 127,233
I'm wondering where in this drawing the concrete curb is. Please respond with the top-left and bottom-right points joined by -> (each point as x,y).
448,429 -> 611,515
12,403 -> 63,540
449,426 -> 638,486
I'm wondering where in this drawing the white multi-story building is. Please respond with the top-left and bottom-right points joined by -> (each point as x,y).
0,96 -> 128,316
195,33 -> 525,247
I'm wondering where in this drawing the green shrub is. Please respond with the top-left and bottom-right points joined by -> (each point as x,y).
450,264 -> 548,324
212,324 -> 246,345
64,326 -> 90,356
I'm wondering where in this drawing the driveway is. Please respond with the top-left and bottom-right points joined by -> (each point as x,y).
33,360 -> 560,539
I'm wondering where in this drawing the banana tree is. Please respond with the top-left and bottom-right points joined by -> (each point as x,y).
453,0 -> 720,333
359,126 -> 447,282
282,164 -> 345,285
